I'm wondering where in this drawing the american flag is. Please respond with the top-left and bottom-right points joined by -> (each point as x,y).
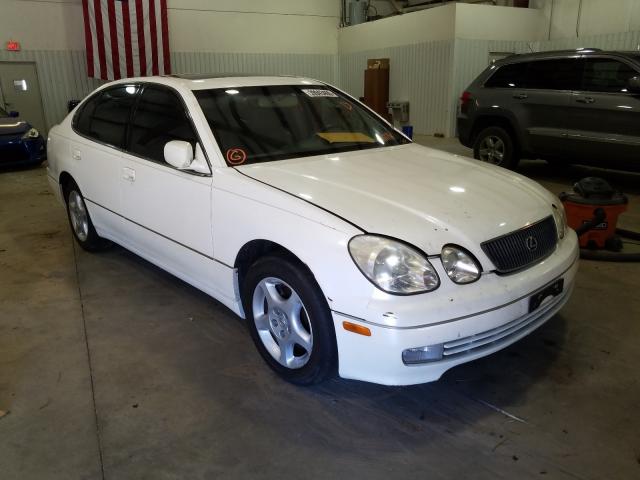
82,0 -> 170,80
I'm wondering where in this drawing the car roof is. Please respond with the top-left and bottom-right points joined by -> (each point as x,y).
102,74 -> 326,91
496,49 -> 640,65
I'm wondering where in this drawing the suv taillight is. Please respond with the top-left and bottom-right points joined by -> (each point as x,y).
459,91 -> 472,112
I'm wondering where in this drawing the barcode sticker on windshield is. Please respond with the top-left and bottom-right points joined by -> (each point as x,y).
302,89 -> 338,98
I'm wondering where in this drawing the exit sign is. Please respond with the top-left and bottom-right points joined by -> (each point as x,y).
6,41 -> 20,51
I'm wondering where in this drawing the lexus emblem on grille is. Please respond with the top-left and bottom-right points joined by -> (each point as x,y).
525,235 -> 538,251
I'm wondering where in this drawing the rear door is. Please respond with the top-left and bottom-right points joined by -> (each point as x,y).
565,56 -> 640,169
516,58 -> 578,157
70,84 -> 139,238
482,58 -> 577,158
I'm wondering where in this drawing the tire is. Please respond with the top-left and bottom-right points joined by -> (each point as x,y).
63,180 -> 111,252
242,254 -> 337,385
473,126 -> 519,169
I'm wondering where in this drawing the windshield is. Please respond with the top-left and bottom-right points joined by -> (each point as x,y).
194,85 -> 409,165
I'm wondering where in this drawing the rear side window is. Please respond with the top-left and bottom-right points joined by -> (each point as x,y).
75,86 -> 138,147
484,62 -> 527,88
525,59 -> 580,90
484,58 -> 581,90
581,58 -> 638,93
128,86 -> 197,163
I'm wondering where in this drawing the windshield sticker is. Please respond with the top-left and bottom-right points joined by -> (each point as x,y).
338,100 -> 353,112
381,131 -> 395,142
226,148 -> 247,165
302,89 -> 338,98
316,132 -> 375,144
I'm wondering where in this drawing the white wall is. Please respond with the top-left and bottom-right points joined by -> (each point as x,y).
337,2 -> 546,136
0,0 -> 340,129
167,0 -> 339,54
0,0 -> 339,54
0,0 -> 85,51
532,0 -> 640,40
338,3 -> 457,53
455,3 -> 545,41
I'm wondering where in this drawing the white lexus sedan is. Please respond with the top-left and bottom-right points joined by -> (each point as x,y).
47,75 -> 579,386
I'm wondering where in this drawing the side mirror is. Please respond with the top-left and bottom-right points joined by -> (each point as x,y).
8,110 -> 19,118
627,76 -> 640,93
164,140 -> 193,169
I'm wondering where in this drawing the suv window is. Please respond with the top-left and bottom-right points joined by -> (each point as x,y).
525,58 -> 580,90
75,85 -> 138,147
484,62 -> 527,88
582,58 -> 638,93
484,58 -> 581,90
128,86 -> 197,163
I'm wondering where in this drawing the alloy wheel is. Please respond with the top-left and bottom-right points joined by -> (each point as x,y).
68,190 -> 89,241
251,277 -> 313,369
478,135 -> 506,165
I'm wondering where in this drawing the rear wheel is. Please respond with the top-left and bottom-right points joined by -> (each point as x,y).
473,126 -> 518,169
63,181 -> 111,252
242,255 -> 337,385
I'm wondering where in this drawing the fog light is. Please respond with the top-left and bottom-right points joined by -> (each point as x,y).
402,344 -> 444,365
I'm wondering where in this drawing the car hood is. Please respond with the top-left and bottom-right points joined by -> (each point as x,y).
236,144 -> 555,256
0,117 -> 29,136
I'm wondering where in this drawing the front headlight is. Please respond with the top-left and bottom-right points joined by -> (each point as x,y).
22,128 -> 39,140
441,245 -> 481,284
552,203 -> 567,239
348,235 -> 440,295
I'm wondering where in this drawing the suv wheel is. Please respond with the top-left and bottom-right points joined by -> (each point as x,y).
473,126 -> 518,169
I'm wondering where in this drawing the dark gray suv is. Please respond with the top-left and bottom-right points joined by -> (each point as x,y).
457,49 -> 640,171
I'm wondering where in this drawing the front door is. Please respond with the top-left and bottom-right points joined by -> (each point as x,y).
0,62 -> 47,134
118,85 -> 215,291
565,56 -> 640,170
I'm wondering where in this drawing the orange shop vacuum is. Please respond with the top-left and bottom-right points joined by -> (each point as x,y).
560,177 -> 640,261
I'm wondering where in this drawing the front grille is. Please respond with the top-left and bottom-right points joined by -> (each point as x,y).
442,282 -> 570,359
481,216 -> 557,273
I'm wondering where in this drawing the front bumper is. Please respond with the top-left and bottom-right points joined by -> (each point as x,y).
0,135 -> 46,167
456,114 -> 473,147
332,233 -> 579,386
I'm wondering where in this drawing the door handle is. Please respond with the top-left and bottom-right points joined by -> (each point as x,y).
122,167 -> 136,182
72,150 -> 81,161
575,96 -> 595,104
512,93 -> 528,99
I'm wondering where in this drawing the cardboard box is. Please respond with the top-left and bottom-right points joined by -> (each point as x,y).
367,58 -> 390,70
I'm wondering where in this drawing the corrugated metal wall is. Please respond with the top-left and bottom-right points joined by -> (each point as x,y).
3,31 -> 639,135
171,51 -> 338,84
0,50 -> 103,132
540,31 -> 640,51
338,40 -> 455,136
0,50 -> 336,131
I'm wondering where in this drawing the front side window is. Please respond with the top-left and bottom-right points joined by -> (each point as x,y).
581,58 -> 638,93
194,85 -> 409,165
75,85 -> 138,147
128,86 -> 197,163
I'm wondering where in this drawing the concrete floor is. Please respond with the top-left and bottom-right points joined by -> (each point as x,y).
1,139 -> 639,479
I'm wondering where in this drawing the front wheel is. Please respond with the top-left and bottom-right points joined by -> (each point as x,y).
473,126 -> 518,169
242,255 -> 337,385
